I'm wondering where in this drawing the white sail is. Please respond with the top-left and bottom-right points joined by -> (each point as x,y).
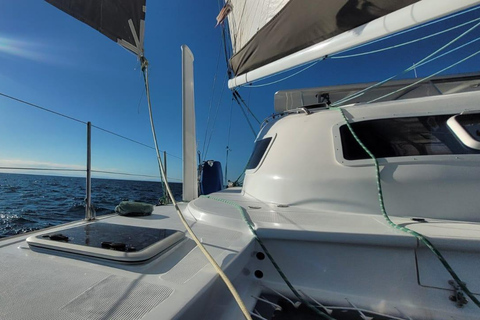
225,0 -> 480,88
227,0 -> 289,55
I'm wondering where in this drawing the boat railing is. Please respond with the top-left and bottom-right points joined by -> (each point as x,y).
0,91 -> 182,221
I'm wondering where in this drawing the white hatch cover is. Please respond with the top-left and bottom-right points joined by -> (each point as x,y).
27,222 -> 184,263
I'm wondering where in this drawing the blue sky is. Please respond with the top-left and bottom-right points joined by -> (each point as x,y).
0,1 -> 479,183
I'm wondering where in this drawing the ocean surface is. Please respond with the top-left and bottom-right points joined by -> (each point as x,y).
0,172 -> 182,238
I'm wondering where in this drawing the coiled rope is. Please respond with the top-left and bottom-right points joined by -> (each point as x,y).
202,195 -> 336,320
333,107 -> 480,309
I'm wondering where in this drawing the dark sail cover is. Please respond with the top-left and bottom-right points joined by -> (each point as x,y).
45,0 -> 146,56
229,0 -> 420,77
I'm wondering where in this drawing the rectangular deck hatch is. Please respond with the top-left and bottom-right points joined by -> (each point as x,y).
27,223 -> 184,263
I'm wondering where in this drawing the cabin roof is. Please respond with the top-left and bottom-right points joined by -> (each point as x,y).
274,72 -> 480,113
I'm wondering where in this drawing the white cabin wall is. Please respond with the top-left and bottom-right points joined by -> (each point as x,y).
243,92 -> 480,222
243,111 -> 380,215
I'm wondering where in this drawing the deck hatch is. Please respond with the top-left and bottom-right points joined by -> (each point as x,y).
27,223 -> 184,263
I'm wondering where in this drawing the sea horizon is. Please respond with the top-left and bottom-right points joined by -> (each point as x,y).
0,172 -> 183,238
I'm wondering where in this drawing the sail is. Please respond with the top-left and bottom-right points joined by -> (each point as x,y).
45,0 -> 146,57
225,0 -> 480,88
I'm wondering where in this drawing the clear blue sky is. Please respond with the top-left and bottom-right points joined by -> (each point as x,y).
0,1 -> 479,183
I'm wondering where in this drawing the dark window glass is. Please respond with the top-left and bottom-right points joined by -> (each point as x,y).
340,114 -> 480,160
246,137 -> 272,169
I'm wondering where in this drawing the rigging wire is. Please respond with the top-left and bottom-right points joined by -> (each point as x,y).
412,36 -> 480,70
331,19 -> 480,107
368,47 -> 480,104
224,98 -> 234,185
246,60 -> 320,88
136,87 -> 146,114
0,92 -> 86,125
91,125 -> 154,150
232,90 -> 260,124
233,161 -> 248,186
203,71 -> 228,161
330,4 -> 480,57
0,167 -> 181,181
201,40 -> 223,159
0,167 -> 84,172
232,91 -> 257,137
0,90 -> 182,161
91,169 -> 177,180
220,22 -> 233,77
331,16 -> 480,59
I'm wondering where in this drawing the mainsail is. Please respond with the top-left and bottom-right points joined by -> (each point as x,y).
45,0 -> 146,57
224,0 -> 480,88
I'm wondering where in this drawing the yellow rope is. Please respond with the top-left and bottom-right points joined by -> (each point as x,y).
142,62 -> 252,320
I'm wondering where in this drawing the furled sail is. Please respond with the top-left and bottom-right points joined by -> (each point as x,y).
225,0 -> 480,88
45,0 -> 146,57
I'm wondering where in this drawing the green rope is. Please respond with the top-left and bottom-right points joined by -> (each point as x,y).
334,107 -> 480,309
202,195 -> 336,320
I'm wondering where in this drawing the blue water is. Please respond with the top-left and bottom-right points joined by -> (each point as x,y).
0,173 -> 182,238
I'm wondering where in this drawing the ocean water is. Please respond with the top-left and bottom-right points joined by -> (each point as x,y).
0,172 -> 182,238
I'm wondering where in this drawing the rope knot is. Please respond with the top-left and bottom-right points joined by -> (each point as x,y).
140,56 -> 149,71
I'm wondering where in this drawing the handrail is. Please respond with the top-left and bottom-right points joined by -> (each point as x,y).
85,122 -> 93,221
0,91 -> 182,161
0,91 -> 184,218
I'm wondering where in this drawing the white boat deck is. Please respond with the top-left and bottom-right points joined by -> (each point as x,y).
0,193 -> 255,320
0,188 -> 479,319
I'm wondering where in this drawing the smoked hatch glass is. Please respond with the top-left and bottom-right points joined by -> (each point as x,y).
42,223 -> 178,251
28,223 -> 185,263
246,137 -> 272,169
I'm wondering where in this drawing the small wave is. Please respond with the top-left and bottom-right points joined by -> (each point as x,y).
4,186 -> 20,193
0,213 -> 19,221
94,207 -> 114,215
0,226 -> 40,238
67,203 -> 85,214
13,217 -> 36,225
21,208 -> 37,215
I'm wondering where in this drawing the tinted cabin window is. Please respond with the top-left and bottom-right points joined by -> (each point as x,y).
341,114 -> 480,160
246,138 -> 272,169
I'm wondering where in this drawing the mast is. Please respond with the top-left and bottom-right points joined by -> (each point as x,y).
182,45 -> 198,201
